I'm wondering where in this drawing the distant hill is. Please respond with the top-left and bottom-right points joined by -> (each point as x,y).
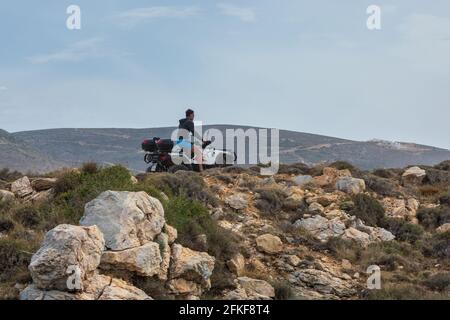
0,129 -> 62,173
2,125 -> 449,173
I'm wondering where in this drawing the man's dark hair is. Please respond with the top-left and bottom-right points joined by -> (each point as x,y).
186,109 -> 194,117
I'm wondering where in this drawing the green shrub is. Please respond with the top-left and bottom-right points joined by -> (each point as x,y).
417,207 -> 450,230
419,185 -> 441,197
422,231 -> 450,259
254,187 -> 285,214
163,196 -> 240,293
365,283 -> 446,300
326,237 -> 361,262
145,172 -> 218,206
81,162 -> 99,174
349,194 -> 385,227
273,281 -> 295,300
434,160 -> 450,171
344,239 -> 418,272
423,272 -> 450,292
308,165 -> 325,177
363,174 -> 400,197
50,165 -> 134,224
13,205 -> 42,228
439,193 -> 450,206
0,168 -> 22,182
372,168 -> 397,179
339,201 -> 355,211
381,218 -> 424,243
0,239 -> 32,282
329,161 -> 355,172
53,171 -> 82,195
277,163 -> 310,175
0,218 -> 14,233
164,196 -> 239,259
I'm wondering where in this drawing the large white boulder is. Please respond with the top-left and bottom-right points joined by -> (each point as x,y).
80,191 -> 165,250
100,242 -> 162,277
29,224 -> 105,291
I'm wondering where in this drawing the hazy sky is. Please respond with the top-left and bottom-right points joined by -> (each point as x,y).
0,1 -> 449,149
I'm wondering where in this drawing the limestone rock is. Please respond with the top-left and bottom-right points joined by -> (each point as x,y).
11,176 -> 33,198
80,191 -> 165,250
31,178 -> 57,191
29,224 -> 105,291
293,175 -> 313,187
285,255 -> 301,267
20,285 -> 80,300
0,190 -> 15,203
335,177 -> 366,195
167,278 -> 203,296
226,193 -> 248,210
367,226 -> 395,242
402,166 -> 426,185
313,167 -> 351,187
382,197 -> 419,219
436,223 -> 450,233
283,193 -> 304,210
237,277 -> 275,299
292,269 -> 355,297
227,253 -> 245,276
20,274 -> 151,300
349,218 -> 395,243
155,232 -> 171,281
130,176 -> 138,185
100,242 -> 162,277
256,234 -> 283,254
341,259 -> 352,270
164,224 -> 178,244
309,202 -> 325,213
169,244 -> 215,285
98,278 -> 152,300
28,189 -> 54,203
342,227 -> 371,247
294,216 -> 346,241
324,209 -> 348,220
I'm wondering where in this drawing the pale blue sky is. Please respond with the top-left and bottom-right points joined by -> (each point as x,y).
0,1 -> 449,148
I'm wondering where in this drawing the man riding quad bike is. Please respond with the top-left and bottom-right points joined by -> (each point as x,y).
141,109 -> 236,173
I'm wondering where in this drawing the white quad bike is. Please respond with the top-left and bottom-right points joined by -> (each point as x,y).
142,138 -> 237,173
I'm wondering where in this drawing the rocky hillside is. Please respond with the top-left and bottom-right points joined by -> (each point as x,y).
8,126 -> 450,172
0,161 -> 449,300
